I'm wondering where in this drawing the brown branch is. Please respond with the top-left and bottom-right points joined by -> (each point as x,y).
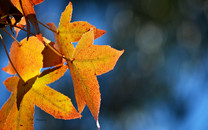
2,28 -> 21,46
0,21 -> 69,61
37,20 -> 57,33
0,34 -> 25,82
0,21 -> 35,36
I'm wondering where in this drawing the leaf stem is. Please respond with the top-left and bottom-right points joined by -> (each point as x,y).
0,21 -> 70,61
0,34 -> 25,82
2,28 -> 21,46
37,20 -> 57,33
44,41 -> 68,60
0,21 -> 36,36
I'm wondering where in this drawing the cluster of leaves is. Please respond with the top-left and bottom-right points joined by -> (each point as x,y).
0,0 -> 123,129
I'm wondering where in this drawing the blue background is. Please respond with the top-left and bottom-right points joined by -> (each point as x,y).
1,0 -> 208,129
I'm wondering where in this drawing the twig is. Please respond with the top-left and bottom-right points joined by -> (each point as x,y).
0,13 -> 23,19
0,21 -> 69,61
37,20 -> 57,33
44,42 -> 68,60
2,28 -> 21,46
0,21 -> 36,36
0,34 -> 25,82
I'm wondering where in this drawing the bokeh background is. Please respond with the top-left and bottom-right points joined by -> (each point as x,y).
1,0 -> 208,129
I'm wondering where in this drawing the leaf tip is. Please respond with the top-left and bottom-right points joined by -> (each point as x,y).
94,29 -> 106,39
69,1 -> 72,7
46,23 -> 57,31
96,120 -> 100,129
115,49 -> 124,59
120,49 -> 124,55
2,65 -> 16,75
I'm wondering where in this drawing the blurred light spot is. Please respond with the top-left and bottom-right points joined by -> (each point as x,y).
178,0 -> 203,18
136,23 -> 164,54
124,102 -> 173,130
113,9 -> 133,33
106,2 -> 139,41
177,21 -> 201,50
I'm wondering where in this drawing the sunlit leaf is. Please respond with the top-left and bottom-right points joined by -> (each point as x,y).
0,65 -> 81,129
11,0 -> 44,40
3,36 -> 45,81
48,2 -> 106,59
68,28 -> 123,121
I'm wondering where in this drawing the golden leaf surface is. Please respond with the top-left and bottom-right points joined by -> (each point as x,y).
68,29 -> 124,121
3,36 -> 45,81
0,65 -> 81,129
48,2 -> 106,59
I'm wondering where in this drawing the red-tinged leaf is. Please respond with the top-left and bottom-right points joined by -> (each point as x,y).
46,23 -> 60,51
42,42 -> 63,68
31,0 -> 45,5
11,0 -> 44,13
3,76 -> 19,92
11,17 -> 26,38
11,0 -> 44,40
58,2 -> 106,42
48,2 -> 106,59
68,29 -> 124,122
59,21 -> 106,43
0,65 -> 80,129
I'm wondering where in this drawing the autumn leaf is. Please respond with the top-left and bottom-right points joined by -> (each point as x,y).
0,0 -> 22,28
47,2 -> 106,59
67,28 -> 124,123
0,65 -> 81,129
3,36 -> 45,81
0,1 -> 123,129
11,0 -> 44,40
1,35 -> 80,129
2,36 -> 63,80
42,42 -> 63,68
47,1 -> 123,125
11,17 -> 26,38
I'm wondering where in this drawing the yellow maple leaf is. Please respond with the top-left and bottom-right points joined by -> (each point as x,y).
68,28 -> 123,123
46,2 -> 123,126
0,65 -> 81,129
47,2 -> 106,59
1,36 -> 80,129
3,36 -> 45,81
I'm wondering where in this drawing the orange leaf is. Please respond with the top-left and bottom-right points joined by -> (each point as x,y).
12,17 -> 26,38
42,42 -> 63,68
59,21 -> 106,43
0,88 -> 35,129
11,0 -> 44,40
3,36 -> 45,81
68,29 -> 124,121
0,65 -> 80,129
11,0 -> 44,13
46,23 -> 60,51
48,2 -> 106,59
31,0 -> 45,5
3,76 -> 19,92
